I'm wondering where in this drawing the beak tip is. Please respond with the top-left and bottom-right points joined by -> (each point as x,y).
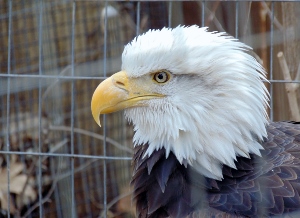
96,119 -> 102,127
92,110 -> 102,127
93,116 -> 102,127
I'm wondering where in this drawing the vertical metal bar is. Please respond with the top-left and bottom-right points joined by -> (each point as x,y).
79,5 -> 93,216
38,0 -> 43,216
103,1 -> 108,217
136,1 -> 140,35
71,1 -> 76,216
201,1 -> 205,27
54,168 -> 63,218
235,1 -> 239,38
6,1 -> 12,217
168,1 -> 172,28
270,2 -> 274,121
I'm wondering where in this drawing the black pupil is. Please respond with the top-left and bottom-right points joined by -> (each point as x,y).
157,73 -> 164,80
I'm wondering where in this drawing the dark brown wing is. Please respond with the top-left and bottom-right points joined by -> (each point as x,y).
131,122 -> 300,217
208,122 -> 300,217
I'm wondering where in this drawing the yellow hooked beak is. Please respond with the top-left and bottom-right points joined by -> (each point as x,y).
91,71 -> 164,126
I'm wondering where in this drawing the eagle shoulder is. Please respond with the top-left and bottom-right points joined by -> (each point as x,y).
131,122 -> 300,217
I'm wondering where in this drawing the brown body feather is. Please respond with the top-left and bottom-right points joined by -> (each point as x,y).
131,122 -> 300,217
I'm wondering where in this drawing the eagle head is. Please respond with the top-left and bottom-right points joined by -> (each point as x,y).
91,25 -> 269,179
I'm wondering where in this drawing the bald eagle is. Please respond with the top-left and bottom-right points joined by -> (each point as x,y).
91,26 -> 300,217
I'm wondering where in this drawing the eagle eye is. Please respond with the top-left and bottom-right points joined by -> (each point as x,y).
153,71 -> 169,83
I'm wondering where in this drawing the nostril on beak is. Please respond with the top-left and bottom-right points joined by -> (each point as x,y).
113,79 -> 128,92
116,81 -> 125,87
111,71 -> 128,92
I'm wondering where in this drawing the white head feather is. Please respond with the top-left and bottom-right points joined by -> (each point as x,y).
122,26 -> 269,180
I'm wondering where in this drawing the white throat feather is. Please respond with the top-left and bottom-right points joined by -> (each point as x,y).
123,26 -> 269,180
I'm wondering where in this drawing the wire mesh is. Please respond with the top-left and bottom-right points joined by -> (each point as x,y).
0,1 -> 299,217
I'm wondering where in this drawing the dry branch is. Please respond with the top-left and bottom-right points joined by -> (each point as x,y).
49,125 -> 133,154
277,52 -> 300,121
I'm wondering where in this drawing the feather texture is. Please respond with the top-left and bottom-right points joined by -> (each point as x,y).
132,122 -> 300,217
91,26 -> 300,217
124,26 -> 269,179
